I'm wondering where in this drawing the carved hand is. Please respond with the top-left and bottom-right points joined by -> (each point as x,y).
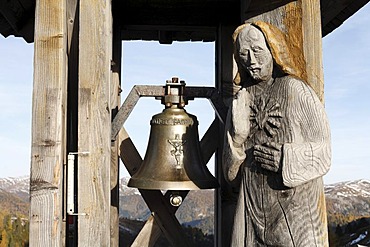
231,88 -> 252,145
254,142 -> 282,172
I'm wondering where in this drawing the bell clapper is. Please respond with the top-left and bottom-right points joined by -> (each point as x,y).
169,193 -> 183,207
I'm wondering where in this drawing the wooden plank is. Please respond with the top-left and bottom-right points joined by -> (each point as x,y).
301,0 -> 324,101
29,0 -> 67,246
245,0 -> 325,101
131,216 -> 162,247
110,25 -> 122,247
216,24 -> 237,247
320,0 -> 369,36
77,0 -> 113,246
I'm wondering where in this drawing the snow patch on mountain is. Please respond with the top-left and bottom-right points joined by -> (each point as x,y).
1,175 -> 369,200
0,176 -> 29,200
325,179 -> 370,198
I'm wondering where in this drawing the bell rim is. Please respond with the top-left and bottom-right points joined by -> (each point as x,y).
127,177 -> 219,190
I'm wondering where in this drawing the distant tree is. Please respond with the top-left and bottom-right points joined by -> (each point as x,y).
0,214 -> 29,247
183,225 -> 213,247
0,229 -> 8,247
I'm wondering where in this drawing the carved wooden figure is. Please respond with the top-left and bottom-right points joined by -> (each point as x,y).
223,23 -> 331,246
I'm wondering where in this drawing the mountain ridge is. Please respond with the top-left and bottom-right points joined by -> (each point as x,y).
1,176 -> 369,232
2,175 -> 369,197
1,176 -> 370,246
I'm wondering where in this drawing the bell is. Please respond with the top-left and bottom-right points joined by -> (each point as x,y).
128,78 -> 219,190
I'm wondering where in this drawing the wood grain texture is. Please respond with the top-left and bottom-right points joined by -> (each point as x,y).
224,76 -> 331,246
131,216 -> 162,247
245,0 -> 324,101
30,0 -> 67,246
223,12 -> 329,244
216,24 -> 239,247
77,0 -> 112,246
301,0 -> 324,101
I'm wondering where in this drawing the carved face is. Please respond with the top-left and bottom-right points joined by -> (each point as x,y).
236,25 -> 273,82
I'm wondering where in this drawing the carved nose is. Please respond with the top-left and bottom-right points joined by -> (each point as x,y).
249,50 -> 257,65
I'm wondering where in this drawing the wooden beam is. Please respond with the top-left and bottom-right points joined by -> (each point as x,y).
320,0 -> 369,36
216,24 -> 238,247
0,0 -> 23,32
302,0 -> 324,100
131,215 -> 162,247
77,0 -> 113,245
29,0 -> 67,245
245,0 -> 325,101
110,25 -> 122,247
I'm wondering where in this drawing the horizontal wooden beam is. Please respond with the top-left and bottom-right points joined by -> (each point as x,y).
2,0 -> 369,42
0,0 -> 34,42
321,0 -> 369,36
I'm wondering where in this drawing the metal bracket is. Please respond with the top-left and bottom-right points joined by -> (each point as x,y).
67,152 -> 90,216
111,84 -> 227,141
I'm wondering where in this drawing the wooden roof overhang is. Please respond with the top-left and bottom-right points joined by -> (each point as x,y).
1,0 -> 369,43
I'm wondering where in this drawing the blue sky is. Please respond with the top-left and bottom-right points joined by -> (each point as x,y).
0,4 -> 369,184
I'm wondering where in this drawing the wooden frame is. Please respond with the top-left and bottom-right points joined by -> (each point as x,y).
28,0 -> 326,245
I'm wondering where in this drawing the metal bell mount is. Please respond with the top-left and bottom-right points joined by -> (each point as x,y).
128,78 -> 219,190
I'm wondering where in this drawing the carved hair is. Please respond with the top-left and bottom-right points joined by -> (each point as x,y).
233,22 -> 306,86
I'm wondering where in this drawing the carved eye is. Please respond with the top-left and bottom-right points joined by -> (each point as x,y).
252,46 -> 263,53
239,50 -> 249,57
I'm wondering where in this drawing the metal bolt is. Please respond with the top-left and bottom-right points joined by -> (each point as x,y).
169,194 -> 183,207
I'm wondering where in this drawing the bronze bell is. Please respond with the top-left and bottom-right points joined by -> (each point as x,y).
128,78 -> 219,190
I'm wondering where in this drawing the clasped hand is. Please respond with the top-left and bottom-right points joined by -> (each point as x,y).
253,142 -> 282,172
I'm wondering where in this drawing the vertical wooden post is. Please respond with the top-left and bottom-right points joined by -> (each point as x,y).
243,0 -> 324,100
216,24 -> 238,247
301,0 -> 324,100
30,0 -> 67,246
110,25 -> 122,247
77,0 -> 113,246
